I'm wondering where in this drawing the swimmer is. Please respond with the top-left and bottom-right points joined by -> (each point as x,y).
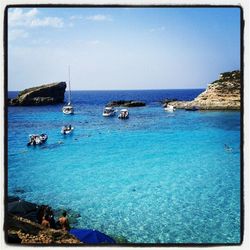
224,144 -> 232,152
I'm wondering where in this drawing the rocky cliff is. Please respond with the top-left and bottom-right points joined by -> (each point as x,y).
9,82 -> 66,106
168,70 -> 241,110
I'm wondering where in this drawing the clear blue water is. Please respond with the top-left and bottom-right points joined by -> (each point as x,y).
8,89 -> 241,244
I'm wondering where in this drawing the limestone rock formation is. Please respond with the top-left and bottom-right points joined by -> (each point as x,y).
168,70 -> 241,110
8,82 -> 66,106
107,100 -> 146,107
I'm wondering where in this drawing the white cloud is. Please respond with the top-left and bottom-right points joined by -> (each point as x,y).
88,40 -> 101,45
9,8 -> 37,24
86,14 -> 112,22
30,17 -> 63,28
8,29 -> 29,41
30,38 -> 51,45
8,8 -> 63,28
70,15 -> 84,20
150,26 -> 165,32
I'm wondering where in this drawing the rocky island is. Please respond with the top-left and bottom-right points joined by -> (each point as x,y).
167,70 -> 241,110
8,82 -> 66,106
106,100 -> 146,107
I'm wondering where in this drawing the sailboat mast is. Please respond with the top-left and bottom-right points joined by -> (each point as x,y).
68,65 -> 71,104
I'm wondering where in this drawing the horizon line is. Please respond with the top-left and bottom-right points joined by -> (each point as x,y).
8,87 -> 206,92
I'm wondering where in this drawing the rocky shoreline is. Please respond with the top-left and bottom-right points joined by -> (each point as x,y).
6,197 -> 126,245
7,214 -> 81,244
167,70 -> 241,110
6,197 -> 81,244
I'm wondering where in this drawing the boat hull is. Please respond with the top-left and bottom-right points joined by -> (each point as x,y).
27,134 -> 48,146
61,127 -> 74,135
164,105 -> 175,112
118,109 -> 129,119
118,114 -> 129,119
103,112 -> 115,117
62,105 -> 74,115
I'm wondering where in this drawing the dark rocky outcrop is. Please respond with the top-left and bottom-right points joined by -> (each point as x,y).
168,70 -> 241,110
8,82 -> 66,106
6,214 -> 81,244
6,197 -> 119,245
106,100 -> 146,107
161,98 -> 178,107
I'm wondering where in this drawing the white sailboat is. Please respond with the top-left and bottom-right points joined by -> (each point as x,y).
62,66 -> 74,115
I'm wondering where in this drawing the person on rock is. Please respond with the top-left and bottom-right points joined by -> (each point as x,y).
58,211 -> 70,231
41,214 -> 50,229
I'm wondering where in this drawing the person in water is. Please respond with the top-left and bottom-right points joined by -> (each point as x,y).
224,144 -> 232,152
58,211 -> 70,231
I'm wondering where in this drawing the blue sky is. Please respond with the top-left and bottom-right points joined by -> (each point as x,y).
8,7 -> 241,90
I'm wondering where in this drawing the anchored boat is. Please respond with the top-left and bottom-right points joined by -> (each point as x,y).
102,107 -> 116,117
62,66 -> 74,115
118,109 -> 129,119
61,125 -> 74,135
27,134 -> 48,146
164,104 -> 175,112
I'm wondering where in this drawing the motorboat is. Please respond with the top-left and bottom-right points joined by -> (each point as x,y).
103,107 -> 116,117
118,109 -> 129,119
61,125 -> 74,135
62,66 -> 74,115
27,134 -> 48,146
164,105 -> 175,112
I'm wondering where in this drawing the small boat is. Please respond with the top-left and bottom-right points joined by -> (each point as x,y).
61,125 -> 74,135
103,107 -> 116,117
62,103 -> 74,115
164,105 -> 175,112
118,109 -> 129,119
27,134 -> 48,146
62,66 -> 74,115
185,106 -> 199,111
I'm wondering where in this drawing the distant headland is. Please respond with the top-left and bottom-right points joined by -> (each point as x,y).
8,70 -> 241,110
166,70 -> 241,110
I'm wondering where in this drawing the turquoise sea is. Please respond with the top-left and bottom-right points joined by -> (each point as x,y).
7,89 -> 241,244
